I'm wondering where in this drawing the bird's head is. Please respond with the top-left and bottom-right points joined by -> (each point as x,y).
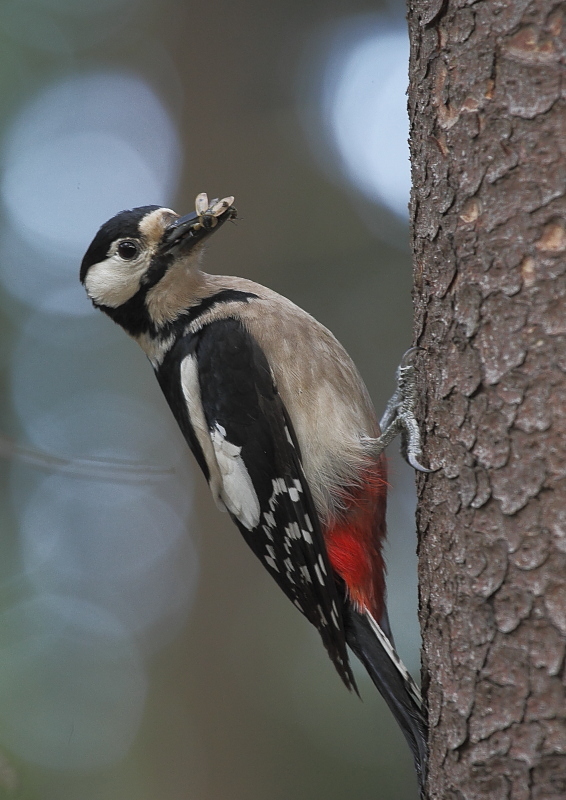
80,194 -> 236,312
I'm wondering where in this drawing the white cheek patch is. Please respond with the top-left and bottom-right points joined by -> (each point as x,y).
84,254 -> 148,308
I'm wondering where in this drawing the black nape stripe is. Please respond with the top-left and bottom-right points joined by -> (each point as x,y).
99,289 -> 152,337
102,288 -> 259,339
182,290 -> 259,329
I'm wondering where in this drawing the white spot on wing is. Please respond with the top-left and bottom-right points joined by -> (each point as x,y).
265,556 -> 279,571
317,605 -> 328,626
314,564 -> 325,585
268,478 -> 287,511
302,528 -> 313,544
285,523 -> 301,540
300,566 -> 312,583
262,525 -> 274,540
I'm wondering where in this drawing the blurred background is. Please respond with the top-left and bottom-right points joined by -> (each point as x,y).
0,0 -> 419,798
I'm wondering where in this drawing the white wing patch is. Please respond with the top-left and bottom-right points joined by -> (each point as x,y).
210,423 -> 260,531
180,356 -> 261,530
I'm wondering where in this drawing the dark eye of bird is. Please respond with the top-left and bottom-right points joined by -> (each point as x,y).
117,240 -> 139,260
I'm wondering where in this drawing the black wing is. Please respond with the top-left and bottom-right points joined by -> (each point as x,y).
156,316 -> 356,690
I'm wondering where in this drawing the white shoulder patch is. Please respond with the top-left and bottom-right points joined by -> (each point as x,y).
210,422 -> 261,531
180,355 -> 225,511
180,355 -> 260,531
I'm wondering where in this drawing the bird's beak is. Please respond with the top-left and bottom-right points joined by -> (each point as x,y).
162,194 -> 236,253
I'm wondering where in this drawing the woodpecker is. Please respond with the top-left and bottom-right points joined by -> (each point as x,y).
80,193 -> 429,791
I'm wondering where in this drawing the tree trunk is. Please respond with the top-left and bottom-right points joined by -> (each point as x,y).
406,1 -> 566,798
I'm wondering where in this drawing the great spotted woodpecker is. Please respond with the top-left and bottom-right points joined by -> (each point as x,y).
80,194 -> 429,791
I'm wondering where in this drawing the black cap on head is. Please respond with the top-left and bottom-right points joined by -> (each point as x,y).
79,205 -> 162,283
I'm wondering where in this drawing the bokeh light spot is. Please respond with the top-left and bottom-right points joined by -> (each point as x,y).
20,474 -> 197,638
3,131 -> 164,252
28,0 -> 136,15
0,594 -> 147,769
1,71 -> 181,279
317,18 -> 410,218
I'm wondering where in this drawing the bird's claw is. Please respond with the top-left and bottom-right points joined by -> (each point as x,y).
371,348 -> 437,472
407,451 -> 436,474
399,346 -> 420,369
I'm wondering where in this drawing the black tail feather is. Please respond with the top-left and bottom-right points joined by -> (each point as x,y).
344,605 -> 428,795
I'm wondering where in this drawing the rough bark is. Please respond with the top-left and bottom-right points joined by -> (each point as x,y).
407,1 -> 566,798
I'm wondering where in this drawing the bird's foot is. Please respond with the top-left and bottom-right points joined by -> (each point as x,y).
368,348 -> 435,472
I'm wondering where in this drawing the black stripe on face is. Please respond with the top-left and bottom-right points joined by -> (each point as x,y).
98,289 -> 153,336
140,252 -> 175,291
